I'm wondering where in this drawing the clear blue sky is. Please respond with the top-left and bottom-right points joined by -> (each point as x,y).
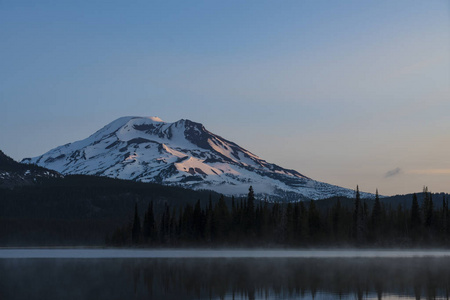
1,0 -> 449,195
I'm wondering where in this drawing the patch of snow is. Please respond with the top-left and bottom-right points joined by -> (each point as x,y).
207,138 -> 239,163
174,157 -> 222,176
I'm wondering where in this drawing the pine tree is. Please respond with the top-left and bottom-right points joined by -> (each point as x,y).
271,202 -> 282,243
170,207 -> 177,243
246,186 -> 256,235
444,195 -> 450,238
353,186 -> 366,244
410,193 -> 421,241
293,202 -> 300,244
370,189 -> 382,242
143,201 -> 157,244
247,186 -> 255,210
395,203 -> 407,240
308,200 -> 321,242
160,203 -> 171,243
299,201 -> 308,243
214,194 -> 230,242
261,200 -> 270,241
205,196 -> 213,243
193,199 -> 204,241
285,202 -> 295,244
422,187 -> 433,229
131,203 -> 141,244
353,186 -> 360,241
181,203 -> 194,242
332,199 -> 341,240
441,195 -> 447,240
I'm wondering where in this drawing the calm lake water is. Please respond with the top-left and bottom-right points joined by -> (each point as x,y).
1,249 -> 450,299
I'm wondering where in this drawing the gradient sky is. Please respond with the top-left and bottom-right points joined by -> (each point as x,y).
1,1 -> 449,196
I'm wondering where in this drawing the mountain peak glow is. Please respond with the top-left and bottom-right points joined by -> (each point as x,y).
148,116 -> 164,123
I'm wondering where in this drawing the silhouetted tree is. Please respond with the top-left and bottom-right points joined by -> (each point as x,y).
107,185 -> 450,248
214,195 -> 230,241
143,201 -> 156,244
286,202 -> 295,243
160,203 -> 171,243
370,189 -> 382,242
131,203 -> 141,244
443,195 -> 449,238
308,200 -> 321,241
422,187 -> 434,240
353,186 -> 366,243
205,196 -> 213,242
410,193 -> 421,241
193,199 -> 204,241
246,186 -> 256,235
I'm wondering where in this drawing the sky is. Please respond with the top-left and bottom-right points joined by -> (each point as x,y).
1,1 -> 449,196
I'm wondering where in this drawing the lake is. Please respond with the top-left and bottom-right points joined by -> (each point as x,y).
1,249 -> 450,299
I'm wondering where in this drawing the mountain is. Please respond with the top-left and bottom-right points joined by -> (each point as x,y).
22,116 -> 371,201
0,150 -> 62,188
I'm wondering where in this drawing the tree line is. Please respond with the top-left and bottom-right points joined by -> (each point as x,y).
108,186 -> 450,247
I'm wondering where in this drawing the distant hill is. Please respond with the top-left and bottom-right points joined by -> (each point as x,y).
0,173 -> 232,246
315,192 -> 450,211
0,150 -> 61,188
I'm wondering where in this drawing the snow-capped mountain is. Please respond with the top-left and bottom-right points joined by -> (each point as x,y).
22,116 -> 370,200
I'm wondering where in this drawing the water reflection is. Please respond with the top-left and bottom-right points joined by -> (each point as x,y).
1,257 -> 450,299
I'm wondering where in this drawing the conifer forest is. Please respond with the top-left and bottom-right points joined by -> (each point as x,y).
110,186 -> 450,248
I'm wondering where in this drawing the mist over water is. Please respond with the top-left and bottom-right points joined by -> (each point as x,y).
2,249 -> 450,258
2,250 -> 450,299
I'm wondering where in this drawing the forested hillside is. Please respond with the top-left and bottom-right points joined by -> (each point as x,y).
112,187 -> 450,247
0,175 -> 227,246
1,172 -> 449,247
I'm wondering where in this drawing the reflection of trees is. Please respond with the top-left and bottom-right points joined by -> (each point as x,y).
1,258 -> 450,299
131,258 -> 450,299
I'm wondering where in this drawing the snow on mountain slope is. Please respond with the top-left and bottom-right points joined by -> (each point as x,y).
22,116 -> 371,200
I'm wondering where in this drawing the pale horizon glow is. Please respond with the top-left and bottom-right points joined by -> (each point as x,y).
1,1 -> 449,196
409,169 -> 450,175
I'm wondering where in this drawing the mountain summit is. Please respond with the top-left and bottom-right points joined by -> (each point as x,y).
22,116 -> 369,200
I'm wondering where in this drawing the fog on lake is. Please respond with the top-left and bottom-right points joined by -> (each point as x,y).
1,250 -> 450,299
